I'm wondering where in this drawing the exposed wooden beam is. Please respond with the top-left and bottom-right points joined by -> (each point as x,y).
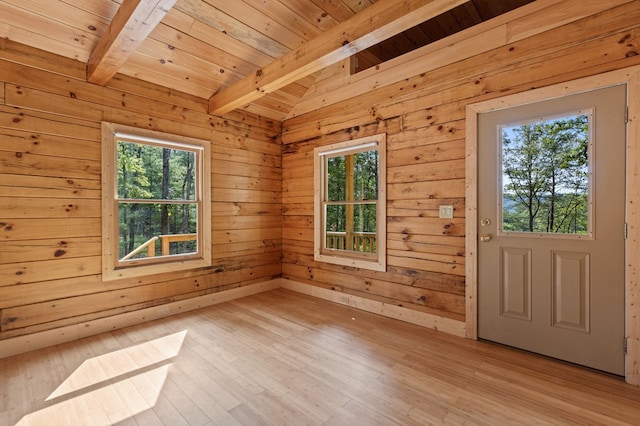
87,0 -> 177,85
208,0 -> 467,115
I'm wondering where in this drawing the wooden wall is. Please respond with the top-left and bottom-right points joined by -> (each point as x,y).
281,1 -> 640,323
0,39 -> 282,341
2,0 -> 640,355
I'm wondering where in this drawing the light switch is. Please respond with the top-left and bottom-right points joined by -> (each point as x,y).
439,205 -> 454,219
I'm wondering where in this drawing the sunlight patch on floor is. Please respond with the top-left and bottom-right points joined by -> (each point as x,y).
17,330 -> 187,425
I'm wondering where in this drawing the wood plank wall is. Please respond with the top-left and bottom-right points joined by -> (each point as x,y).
1,0 -> 640,348
0,39 -> 282,341
280,1 -> 640,323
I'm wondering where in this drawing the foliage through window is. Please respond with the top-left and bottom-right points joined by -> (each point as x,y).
500,112 -> 591,235
102,122 -> 211,280
314,134 -> 386,271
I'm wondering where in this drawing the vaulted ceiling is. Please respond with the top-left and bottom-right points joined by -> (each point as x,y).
0,0 -> 534,121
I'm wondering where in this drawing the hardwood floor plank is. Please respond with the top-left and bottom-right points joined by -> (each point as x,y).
2,288 -> 640,425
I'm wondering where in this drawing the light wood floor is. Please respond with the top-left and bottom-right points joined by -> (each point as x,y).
2,288 -> 640,425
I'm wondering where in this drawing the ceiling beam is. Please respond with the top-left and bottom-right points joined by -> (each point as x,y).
87,0 -> 177,85
208,0 -> 467,115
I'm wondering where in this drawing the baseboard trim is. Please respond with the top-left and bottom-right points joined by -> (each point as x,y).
0,280 -> 281,360
1,278 -> 466,360
279,278 -> 466,337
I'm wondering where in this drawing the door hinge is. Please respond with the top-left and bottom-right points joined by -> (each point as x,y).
625,106 -> 629,124
624,223 -> 628,239
624,337 -> 628,355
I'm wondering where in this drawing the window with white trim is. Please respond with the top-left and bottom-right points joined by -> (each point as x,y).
314,133 -> 386,271
102,122 -> 211,281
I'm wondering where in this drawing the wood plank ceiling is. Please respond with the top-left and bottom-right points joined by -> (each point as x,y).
0,0 -> 534,121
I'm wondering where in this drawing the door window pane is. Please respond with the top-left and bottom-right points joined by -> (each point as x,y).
500,113 -> 591,234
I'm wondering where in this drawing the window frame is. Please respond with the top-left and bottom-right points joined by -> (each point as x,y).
101,122 -> 211,281
314,133 -> 386,271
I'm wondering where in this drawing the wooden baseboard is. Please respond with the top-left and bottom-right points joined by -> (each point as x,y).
0,278 -> 466,360
0,280 -> 281,360
279,278 -> 467,337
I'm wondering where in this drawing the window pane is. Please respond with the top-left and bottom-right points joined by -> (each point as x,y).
327,156 -> 346,201
325,204 -> 346,233
117,141 -> 196,201
325,203 -> 377,253
353,150 -> 378,201
501,114 -> 589,234
353,203 -> 377,234
327,149 -> 378,201
118,203 -> 198,260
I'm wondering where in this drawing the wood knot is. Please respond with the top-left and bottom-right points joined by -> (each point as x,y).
619,34 -> 632,44
2,317 -> 18,326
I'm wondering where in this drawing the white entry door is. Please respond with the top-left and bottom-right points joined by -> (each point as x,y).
477,85 -> 626,375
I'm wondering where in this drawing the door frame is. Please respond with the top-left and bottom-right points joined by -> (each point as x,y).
465,65 -> 640,385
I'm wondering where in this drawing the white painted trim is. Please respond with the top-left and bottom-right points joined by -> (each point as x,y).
0,280 -> 281,360
466,65 -> 640,385
281,279 -> 467,337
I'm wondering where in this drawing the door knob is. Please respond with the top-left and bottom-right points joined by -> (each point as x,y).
479,234 -> 491,242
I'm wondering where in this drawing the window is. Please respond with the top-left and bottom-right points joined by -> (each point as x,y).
499,111 -> 592,236
314,134 -> 386,271
102,122 -> 211,280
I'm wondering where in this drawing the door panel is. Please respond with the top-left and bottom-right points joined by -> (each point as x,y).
500,247 -> 532,321
478,85 -> 626,375
551,250 -> 590,333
